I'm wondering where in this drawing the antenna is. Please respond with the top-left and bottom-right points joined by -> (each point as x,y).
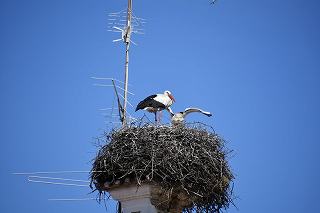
122,0 -> 132,127
108,0 -> 145,127
91,77 -> 136,125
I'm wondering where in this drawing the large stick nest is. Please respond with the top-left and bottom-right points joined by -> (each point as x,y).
90,123 -> 234,212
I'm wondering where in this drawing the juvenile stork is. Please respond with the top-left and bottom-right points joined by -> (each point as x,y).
170,107 -> 212,126
135,90 -> 175,123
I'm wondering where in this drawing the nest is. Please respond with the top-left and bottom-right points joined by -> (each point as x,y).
90,123 -> 234,212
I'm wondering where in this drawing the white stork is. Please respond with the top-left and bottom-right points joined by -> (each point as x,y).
169,107 -> 212,125
135,90 -> 175,123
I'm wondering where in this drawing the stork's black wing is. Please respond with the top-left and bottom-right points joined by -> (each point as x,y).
136,94 -> 165,111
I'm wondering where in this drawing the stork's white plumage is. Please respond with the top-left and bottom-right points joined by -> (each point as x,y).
170,107 -> 212,125
135,90 -> 175,122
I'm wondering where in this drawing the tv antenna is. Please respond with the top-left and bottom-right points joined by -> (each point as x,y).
107,0 -> 145,127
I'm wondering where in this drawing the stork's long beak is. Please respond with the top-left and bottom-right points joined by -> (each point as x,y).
169,94 -> 175,102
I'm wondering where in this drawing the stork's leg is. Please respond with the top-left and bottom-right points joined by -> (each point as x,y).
154,112 -> 157,123
158,110 -> 162,124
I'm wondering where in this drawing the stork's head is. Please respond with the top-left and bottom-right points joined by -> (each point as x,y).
164,90 -> 175,102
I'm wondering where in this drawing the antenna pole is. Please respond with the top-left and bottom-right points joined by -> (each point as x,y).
122,0 -> 132,127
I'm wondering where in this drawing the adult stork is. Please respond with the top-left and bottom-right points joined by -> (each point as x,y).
135,90 -> 175,123
170,107 -> 212,126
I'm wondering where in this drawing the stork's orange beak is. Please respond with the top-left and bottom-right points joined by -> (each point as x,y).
169,94 -> 175,102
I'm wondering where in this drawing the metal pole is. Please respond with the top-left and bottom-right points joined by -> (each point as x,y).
122,42 -> 129,126
122,0 -> 132,127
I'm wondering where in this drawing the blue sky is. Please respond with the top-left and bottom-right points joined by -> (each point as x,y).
1,0 -> 320,212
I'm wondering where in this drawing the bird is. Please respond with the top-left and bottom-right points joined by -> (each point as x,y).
169,107 -> 212,126
210,0 -> 217,5
135,90 -> 175,123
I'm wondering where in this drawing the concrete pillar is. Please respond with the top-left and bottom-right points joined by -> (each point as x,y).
108,184 -> 159,213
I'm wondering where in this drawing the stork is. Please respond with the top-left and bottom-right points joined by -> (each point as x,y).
135,90 -> 175,123
169,107 -> 212,126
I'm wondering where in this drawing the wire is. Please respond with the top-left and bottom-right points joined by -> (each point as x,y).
28,175 -> 90,183
48,198 -> 107,201
12,170 -> 105,175
90,77 -> 132,86
93,84 -> 135,95
28,179 -> 88,187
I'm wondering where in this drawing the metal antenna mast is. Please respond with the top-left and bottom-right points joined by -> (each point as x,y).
122,0 -> 132,126
102,0 -> 144,127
